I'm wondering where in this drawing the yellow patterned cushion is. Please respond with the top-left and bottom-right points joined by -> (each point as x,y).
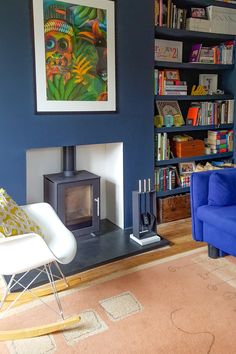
0,189 -> 44,238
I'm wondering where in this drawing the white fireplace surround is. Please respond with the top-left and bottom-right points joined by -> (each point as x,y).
26,143 -> 124,229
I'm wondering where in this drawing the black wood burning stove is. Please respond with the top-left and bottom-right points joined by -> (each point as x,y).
44,146 -> 100,237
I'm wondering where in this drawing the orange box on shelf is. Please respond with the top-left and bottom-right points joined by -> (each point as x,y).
171,139 -> 205,158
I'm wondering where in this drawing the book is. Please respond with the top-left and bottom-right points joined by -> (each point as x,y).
199,47 -> 215,63
189,44 -> 202,62
189,41 -> 235,64
157,70 -> 187,96
187,106 -> 200,126
164,91 -> 187,95
207,130 -> 234,153
154,0 -> 159,25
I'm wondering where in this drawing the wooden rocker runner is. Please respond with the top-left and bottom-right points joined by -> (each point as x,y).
0,202 -> 81,340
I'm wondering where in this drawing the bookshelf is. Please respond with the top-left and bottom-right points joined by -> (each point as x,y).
155,62 -> 234,70
179,0 -> 236,9
154,0 -> 236,207
156,152 -> 234,166
155,94 -> 234,101
155,123 -> 234,133
155,26 -> 236,41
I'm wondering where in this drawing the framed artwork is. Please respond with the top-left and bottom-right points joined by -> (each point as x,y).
154,39 -> 183,63
156,101 -> 183,119
164,69 -> 180,80
199,74 -> 218,94
178,162 -> 196,175
32,0 -> 116,113
191,8 -> 208,19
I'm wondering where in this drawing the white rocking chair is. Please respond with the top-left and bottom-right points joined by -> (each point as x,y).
0,202 -> 80,340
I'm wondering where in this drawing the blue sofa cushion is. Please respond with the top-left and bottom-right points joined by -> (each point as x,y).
197,204 -> 236,237
208,169 -> 236,206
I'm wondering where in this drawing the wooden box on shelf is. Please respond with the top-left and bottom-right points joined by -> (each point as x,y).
157,193 -> 191,223
171,139 -> 205,158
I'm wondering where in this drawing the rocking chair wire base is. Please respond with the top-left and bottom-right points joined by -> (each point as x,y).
0,262 -> 81,341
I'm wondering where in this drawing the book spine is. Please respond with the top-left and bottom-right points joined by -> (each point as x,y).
159,0 -> 163,27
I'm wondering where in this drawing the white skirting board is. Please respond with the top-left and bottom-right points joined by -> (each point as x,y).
130,233 -> 161,246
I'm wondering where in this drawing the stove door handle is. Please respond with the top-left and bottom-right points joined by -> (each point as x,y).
94,197 -> 100,216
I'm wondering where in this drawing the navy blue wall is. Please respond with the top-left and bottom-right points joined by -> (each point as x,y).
0,0 -> 154,228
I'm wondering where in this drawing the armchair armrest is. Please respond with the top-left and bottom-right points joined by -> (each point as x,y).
191,171 -> 212,241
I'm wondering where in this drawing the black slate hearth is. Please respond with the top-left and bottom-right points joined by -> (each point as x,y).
6,220 -> 170,291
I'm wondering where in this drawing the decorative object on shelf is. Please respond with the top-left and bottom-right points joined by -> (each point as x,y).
214,89 -> 225,94
191,85 -> 207,95
173,114 -> 185,127
199,74 -> 218,94
171,135 -> 205,158
32,0 -> 116,113
164,114 -> 174,127
195,161 -> 236,172
207,5 -> 236,35
205,145 -> 211,154
178,162 -> 196,175
191,8 -> 208,19
154,115 -> 164,128
164,69 -> 180,80
156,101 -> 183,119
154,39 -> 183,62
130,179 -> 161,246
186,18 -> 211,32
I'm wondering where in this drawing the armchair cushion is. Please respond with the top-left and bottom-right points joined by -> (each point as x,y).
0,189 -> 44,238
208,169 -> 236,206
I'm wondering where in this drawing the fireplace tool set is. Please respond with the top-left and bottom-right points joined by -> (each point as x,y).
130,179 -> 161,245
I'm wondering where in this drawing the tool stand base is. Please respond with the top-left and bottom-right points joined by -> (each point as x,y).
130,233 -> 161,246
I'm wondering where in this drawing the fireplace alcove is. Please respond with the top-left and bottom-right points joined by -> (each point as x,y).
23,144 -> 169,289
44,146 -> 100,237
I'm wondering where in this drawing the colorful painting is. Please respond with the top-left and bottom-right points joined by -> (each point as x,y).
33,0 -> 116,112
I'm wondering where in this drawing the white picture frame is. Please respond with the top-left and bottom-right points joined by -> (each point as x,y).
178,162 -> 196,175
32,0 -> 116,113
199,74 -> 218,94
154,39 -> 183,63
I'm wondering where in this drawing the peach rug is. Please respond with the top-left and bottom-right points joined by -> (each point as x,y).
1,247 -> 236,353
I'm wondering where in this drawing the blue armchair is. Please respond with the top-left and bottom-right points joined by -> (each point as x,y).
191,168 -> 236,258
